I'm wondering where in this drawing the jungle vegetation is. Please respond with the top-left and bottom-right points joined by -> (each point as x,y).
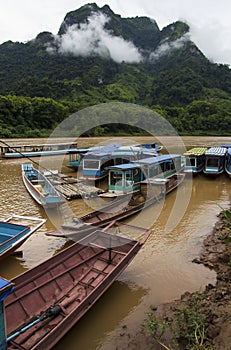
0,3 -> 230,137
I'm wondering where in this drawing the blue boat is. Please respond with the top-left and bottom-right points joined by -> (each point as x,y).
101,154 -> 183,197
0,215 -> 46,261
135,154 -> 184,182
100,163 -> 142,197
0,141 -> 78,159
22,164 -> 62,208
81,144 -> 158,181
224,147 -> 231,178
183,147 -> 207,175
203,147 -> 227,176
68,147 -> 91,170
137,142 -> 163,152
0,277 -> 14,350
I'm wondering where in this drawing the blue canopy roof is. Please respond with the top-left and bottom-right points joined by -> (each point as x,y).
0,277 -> 14,301
205,147 -> 227,156
108,163 -> 140,170
221,144 -> 231,149
133,154 -> 181,165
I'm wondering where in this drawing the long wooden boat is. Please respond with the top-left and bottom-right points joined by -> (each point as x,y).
0,141 -> 78,159
203,147 -> 227,176
183,147 -> 207,175
224,147 -> 231,177
22,164 -> 62,208
81,144 -> 158,181
100,154 -> 183,198
4,222 -> 151,350
0,215 -> 46,261
221,144 -> 231,178
68,142 -> 162,172
46,172 -> 185,241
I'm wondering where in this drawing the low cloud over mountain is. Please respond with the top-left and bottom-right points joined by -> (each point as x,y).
47,12 -> 143,63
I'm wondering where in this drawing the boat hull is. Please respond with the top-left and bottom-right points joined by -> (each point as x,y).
203,168 -> 224,177
22,164 -> 61,208
6,224 -> 151,350
47,173 -> 185,241
0,215 -> 46,261
0,142 -> 78,159
225,167 -> 231,178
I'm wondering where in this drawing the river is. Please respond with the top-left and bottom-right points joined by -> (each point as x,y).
0,136 -> 230,349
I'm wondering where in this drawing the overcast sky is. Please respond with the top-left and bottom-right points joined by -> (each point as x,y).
1,0 -> 231,66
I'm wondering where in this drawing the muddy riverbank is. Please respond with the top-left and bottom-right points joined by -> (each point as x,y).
115,209 -> 231,350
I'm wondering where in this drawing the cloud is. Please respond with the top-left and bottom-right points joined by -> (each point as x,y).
48,12 -> 142,64
189,20 -> 231,66
149,34 -> 190,61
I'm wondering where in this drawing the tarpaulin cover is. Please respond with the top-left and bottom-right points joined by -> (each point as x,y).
0,277 -> 14,302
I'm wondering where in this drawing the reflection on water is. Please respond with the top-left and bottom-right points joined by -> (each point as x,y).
54,281 -> 146,350
0,136 -> 231,349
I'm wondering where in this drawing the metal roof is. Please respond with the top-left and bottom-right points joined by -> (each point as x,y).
132,154 -> 181,165
184,147 -> 207,156
108,164 -> 140,170
205,147 -> 227,156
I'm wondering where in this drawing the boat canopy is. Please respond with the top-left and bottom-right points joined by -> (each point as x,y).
221,144 -> 231,149
133,154 -> 181,165
205,147 -> 227,156
107,163 -> 140,171
184,147 -> 207,156
84,151 -> 111,157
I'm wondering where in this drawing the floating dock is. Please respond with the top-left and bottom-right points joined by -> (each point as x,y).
45,172 -> 104,200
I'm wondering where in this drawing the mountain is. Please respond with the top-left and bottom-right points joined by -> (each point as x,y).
0,3 -> 231,137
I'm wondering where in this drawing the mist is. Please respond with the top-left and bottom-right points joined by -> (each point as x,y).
48,12 -> 142,64
149,34 -> 190,61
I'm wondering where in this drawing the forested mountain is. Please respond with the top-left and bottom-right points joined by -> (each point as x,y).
0,3 -> 231,137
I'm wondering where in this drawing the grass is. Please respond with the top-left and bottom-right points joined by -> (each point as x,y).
147,292 -> 213,350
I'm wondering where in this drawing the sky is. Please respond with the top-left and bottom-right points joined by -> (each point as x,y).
1,0 -> 231,66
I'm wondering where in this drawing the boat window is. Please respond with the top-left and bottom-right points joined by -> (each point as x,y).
70,153 -> 80,162
111,171 -> 122,185
174,158 -> 181,170
160,163 -> 165,172
114,157 -> 129,165
125,180 -> 133,187
165,162 -> 172,171
186,157 -> 195,166
148,165 -> 159,178
83,160 -> 100,170
207,158 -> 218,167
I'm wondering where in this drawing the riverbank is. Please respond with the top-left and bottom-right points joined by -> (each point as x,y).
115,209 -> 231,349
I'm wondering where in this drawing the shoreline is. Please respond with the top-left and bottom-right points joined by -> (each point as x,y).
113,209 -> 231,349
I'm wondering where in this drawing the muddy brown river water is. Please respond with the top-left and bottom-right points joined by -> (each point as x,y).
0,136 -> 230,349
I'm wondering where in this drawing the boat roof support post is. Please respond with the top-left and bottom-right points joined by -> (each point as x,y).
108,236 -> 112,263
0,277 -> 14,350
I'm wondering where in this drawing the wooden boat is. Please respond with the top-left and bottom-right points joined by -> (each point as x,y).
4,222 -> 151,350
221,144 -> 231,178
46,172 -> 185,241
203,147 -> 227,176
81,144 -> 158,181
68,142 -> 162,172
183,147 -> 207,175
0,215 -> 46,261
224,147 -> 231,177
22,164 -> 62,208
100,154 -> 183,198
0,277 -> 14,350
0,141 -> 78,159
